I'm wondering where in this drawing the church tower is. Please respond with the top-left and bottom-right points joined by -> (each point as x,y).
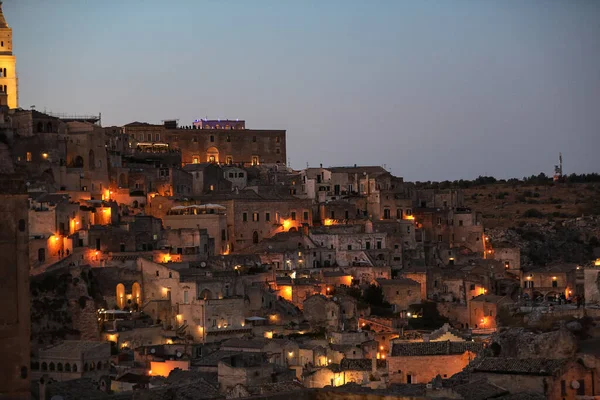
0,2 -> 17,109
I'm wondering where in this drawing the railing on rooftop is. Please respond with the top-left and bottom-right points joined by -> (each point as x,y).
46,112 -> 101,124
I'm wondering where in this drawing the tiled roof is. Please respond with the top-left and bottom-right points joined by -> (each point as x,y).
220,338 -> 268,350
245,381 -> 305,395
451,380 -> 508,400
495,393 -> 547,400
470,294 -> 512,304
471,357 -> 569,375
191,350 -> 241,367
428,323 -> 470,341
391,341 -> 483,357
376,278 -> 420,287
322,270 -> 351,278
40,340 -> 107,355
340,358 -> 386,371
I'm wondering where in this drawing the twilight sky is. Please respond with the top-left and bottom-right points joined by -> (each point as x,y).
7,0 -> 600,181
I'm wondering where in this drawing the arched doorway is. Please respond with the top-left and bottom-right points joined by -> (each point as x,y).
132,282 -> 142,306
206,147 -> 219,163
116,283 -> 125,309
89,150 -> 95,170
252,231 -> 259,244
199,289 -> 213,300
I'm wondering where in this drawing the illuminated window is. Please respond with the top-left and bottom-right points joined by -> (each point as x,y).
252,156 -> 259,166
276,136 -> 280,143
208,156 -> 216,163
252,212 -> 259,222
26,152 -> 32,162
192,156 -> 199,164
226,156 -> 233,164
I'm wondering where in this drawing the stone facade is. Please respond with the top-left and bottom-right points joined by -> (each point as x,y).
33,341 -> 111,382
376,278 -> 422,313
388,341 -> 482,384
0,177 -> 30,399
123,120 -> 286,166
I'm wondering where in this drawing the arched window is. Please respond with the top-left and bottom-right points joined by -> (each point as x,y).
97,361 -> 102,370
83,362 -> 88,371
132,282 -> 142,305
116,283 -> 125,309
41,362 -> 47,371
49,362 -> 55,371
89,362 -> 95,371
200,289 -> 213,300
65,363 -> 71,372
57,363 -> 63,372
37,122 -> 44,132
47,122 -> 53,133
253,231 -> 259,244
74,156 -> 84,168
38,248 -> 45,262
72,363 -> 78,372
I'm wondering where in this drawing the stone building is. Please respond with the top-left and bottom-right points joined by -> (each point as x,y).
33,341 -> 111,382
387,341 -> 483,384
163,204 -> 229,255
217,353 -> 276,393
0,175 -> 30,399
470,357 -> 596,399
222,165 -> 248,190
183,162 -> 232,196
376,278 -> 422,313
192,190 -> 313,251
521,263 -> 577,302
468,294 -> 512,330
122,118 -> 286,166
0,2 -> 17,109
303,294 -> 342,330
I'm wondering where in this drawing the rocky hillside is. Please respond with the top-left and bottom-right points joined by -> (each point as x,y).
30,266 -> 104,350
463,182 -> 600,229
487,216 -> 600,267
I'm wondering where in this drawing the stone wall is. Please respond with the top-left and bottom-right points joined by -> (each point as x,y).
436,302 -> 469,327
68,298 -> 100,341
387,351 -> 477,384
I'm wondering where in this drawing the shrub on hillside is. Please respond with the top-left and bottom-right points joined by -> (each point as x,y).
522,208 -> 545,218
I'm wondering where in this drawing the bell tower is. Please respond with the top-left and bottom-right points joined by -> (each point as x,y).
0,1 -> 17,109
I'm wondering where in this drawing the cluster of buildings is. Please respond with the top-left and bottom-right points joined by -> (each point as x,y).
1,4 -> 600,400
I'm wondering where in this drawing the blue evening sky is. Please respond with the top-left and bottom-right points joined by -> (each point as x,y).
6,0 -> 600,181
